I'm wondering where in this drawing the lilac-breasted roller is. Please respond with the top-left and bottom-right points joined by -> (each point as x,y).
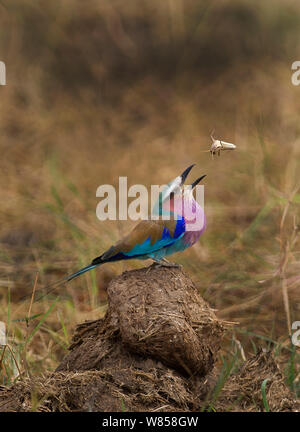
52,165 -> 206,287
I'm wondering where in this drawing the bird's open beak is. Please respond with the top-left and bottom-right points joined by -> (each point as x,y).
180,164 -> 195,185
192,174 -> 206,189
157,164 -> 195,205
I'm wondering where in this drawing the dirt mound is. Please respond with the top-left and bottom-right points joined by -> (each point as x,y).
0,352 -> 297,412
57,265 -> 224,376
0,368 -> 200,412
0,265 -> 298,412
214,350 -> 300,412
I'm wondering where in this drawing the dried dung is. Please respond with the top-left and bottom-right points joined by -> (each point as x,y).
213,350 -> 300,412
0,266 -> 298,412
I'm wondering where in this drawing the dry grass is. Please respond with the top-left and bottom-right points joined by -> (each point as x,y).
0,0 -> 299,409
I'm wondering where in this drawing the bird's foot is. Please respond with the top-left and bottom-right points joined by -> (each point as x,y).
152,258 -> 182,269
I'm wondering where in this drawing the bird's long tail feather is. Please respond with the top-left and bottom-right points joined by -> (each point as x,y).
65,263 -> 98,282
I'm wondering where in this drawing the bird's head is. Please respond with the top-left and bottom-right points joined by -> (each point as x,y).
158,166 -> 207,220
161,164 -> 195,202
170,173 -> 206,214
152,164 -> 195,217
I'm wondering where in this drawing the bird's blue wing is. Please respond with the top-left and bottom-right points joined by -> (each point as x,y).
98,217 -> 186,262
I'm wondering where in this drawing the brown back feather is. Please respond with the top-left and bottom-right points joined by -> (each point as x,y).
101,219 -> 178,260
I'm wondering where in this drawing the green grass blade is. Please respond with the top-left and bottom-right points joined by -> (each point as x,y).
25,298 -> 59,346
261,378 -> 270,412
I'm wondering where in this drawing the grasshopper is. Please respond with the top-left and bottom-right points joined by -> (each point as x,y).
210,134 -> 236,158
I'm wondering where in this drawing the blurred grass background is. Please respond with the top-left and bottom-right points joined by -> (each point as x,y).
0,0 -> 299,404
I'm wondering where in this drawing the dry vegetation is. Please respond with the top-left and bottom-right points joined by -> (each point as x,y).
0,0 -> 299,410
